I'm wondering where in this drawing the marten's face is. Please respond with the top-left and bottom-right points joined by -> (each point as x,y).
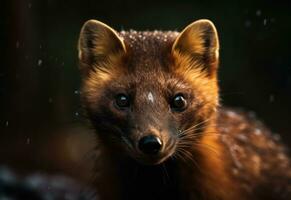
78,20 -> 219,165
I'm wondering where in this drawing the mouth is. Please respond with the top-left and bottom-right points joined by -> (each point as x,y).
133,141 -> 177,165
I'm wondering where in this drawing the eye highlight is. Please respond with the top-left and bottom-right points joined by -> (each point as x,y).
115,94 -> 130,109
170,94 -> 187,112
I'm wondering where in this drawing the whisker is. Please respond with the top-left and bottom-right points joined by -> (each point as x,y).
180,118 -> 213,135
192,143 -> 220,157
176,148 -> 204,173
161,163 -> 170,184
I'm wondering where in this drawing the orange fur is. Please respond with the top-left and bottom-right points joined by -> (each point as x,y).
78,19 -> 291,200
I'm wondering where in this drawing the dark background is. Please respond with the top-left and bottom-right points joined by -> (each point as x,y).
1,0 -> 291,181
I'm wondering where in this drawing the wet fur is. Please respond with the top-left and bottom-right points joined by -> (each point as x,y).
78,20 -> 291,200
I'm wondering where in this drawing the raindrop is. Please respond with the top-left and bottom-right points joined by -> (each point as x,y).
75,112 -> 79,117
37,59 -> 43,66
236,134 -> 248,142
254,129 -> 262,136
273,134 -> 281,141
74,90 -> 79,95
5,121 -> 8,127
16,41 -> 20,49
28,3 -> 32,9
245,20 -> 251,28
26,138 -> 31,145
256,10 -> 261,17
269,94 -> 274,102
48,97 -> 53,103
263,19 -> 267,26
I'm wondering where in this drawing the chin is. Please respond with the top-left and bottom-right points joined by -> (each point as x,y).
134,150 -> 176,166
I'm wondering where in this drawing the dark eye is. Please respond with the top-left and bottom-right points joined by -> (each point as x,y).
115,94 -> 130,109
171,94 -> 187,111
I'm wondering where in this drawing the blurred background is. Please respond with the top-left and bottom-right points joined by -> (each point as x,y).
1,0 -> 291,183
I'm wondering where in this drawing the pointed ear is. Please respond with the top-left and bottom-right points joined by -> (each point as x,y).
172,19 -> 219,76
78,20 -> 126,74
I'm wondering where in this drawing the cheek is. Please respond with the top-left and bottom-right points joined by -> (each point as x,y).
86,97 -> 128,133
178,109 -> 200,130
177,100 -> 215,132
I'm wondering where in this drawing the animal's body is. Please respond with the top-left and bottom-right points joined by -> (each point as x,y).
77,19 -> 291,200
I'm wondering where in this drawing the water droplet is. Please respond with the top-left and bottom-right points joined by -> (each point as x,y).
227,110 -> 237,118
269,94 -> 274,102
277,153 -> 286,160
256,10 -> 261,17
26,138 -> 31,144
273,134 -> 281,141
245,20 -> 251,28
254,129 -> 261,136
263,19 -> 267,26
75,112 -> 79,117
28,3 -> 32,9
236,134 -> 248,142
16,41 -> 20,49
74,90 -> 79,95
5,121 -> 8,127
37,59 -> 42,66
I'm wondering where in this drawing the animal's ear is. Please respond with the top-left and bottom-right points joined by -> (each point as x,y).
78,20 -> 126,74
172,19 -> 219,76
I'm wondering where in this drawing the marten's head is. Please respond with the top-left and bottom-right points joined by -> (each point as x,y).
78,19 -> 219,165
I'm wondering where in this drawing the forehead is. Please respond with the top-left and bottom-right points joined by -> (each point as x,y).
119,30 -> 179,73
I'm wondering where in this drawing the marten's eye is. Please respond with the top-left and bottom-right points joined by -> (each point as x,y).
115,94 -> 130,109
171,94 -> 187,112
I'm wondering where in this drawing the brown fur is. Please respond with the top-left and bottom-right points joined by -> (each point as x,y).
78,20 -> 291,200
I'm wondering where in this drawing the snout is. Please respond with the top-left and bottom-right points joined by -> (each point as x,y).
138,135 -> 163,155
130,133 -> 176,165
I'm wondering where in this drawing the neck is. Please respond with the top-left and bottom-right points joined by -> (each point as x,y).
178,114 -> 242,200
118,158 -> 181,200
96,114 -> 241,200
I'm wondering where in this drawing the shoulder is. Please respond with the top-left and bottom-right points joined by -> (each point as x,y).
217,107 -> 291,199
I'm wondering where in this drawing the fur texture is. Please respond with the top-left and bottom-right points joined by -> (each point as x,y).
78,19 -> 291,200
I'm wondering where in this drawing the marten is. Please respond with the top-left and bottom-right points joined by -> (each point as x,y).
77,19 -> 291,200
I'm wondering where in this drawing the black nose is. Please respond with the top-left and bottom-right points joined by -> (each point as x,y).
138,135 -> 162,155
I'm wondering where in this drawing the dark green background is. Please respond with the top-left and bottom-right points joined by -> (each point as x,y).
0,0 -> 291,177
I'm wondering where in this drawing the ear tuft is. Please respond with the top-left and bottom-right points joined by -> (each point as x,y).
78,20 -> 126,70
172,19 -> 219,75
